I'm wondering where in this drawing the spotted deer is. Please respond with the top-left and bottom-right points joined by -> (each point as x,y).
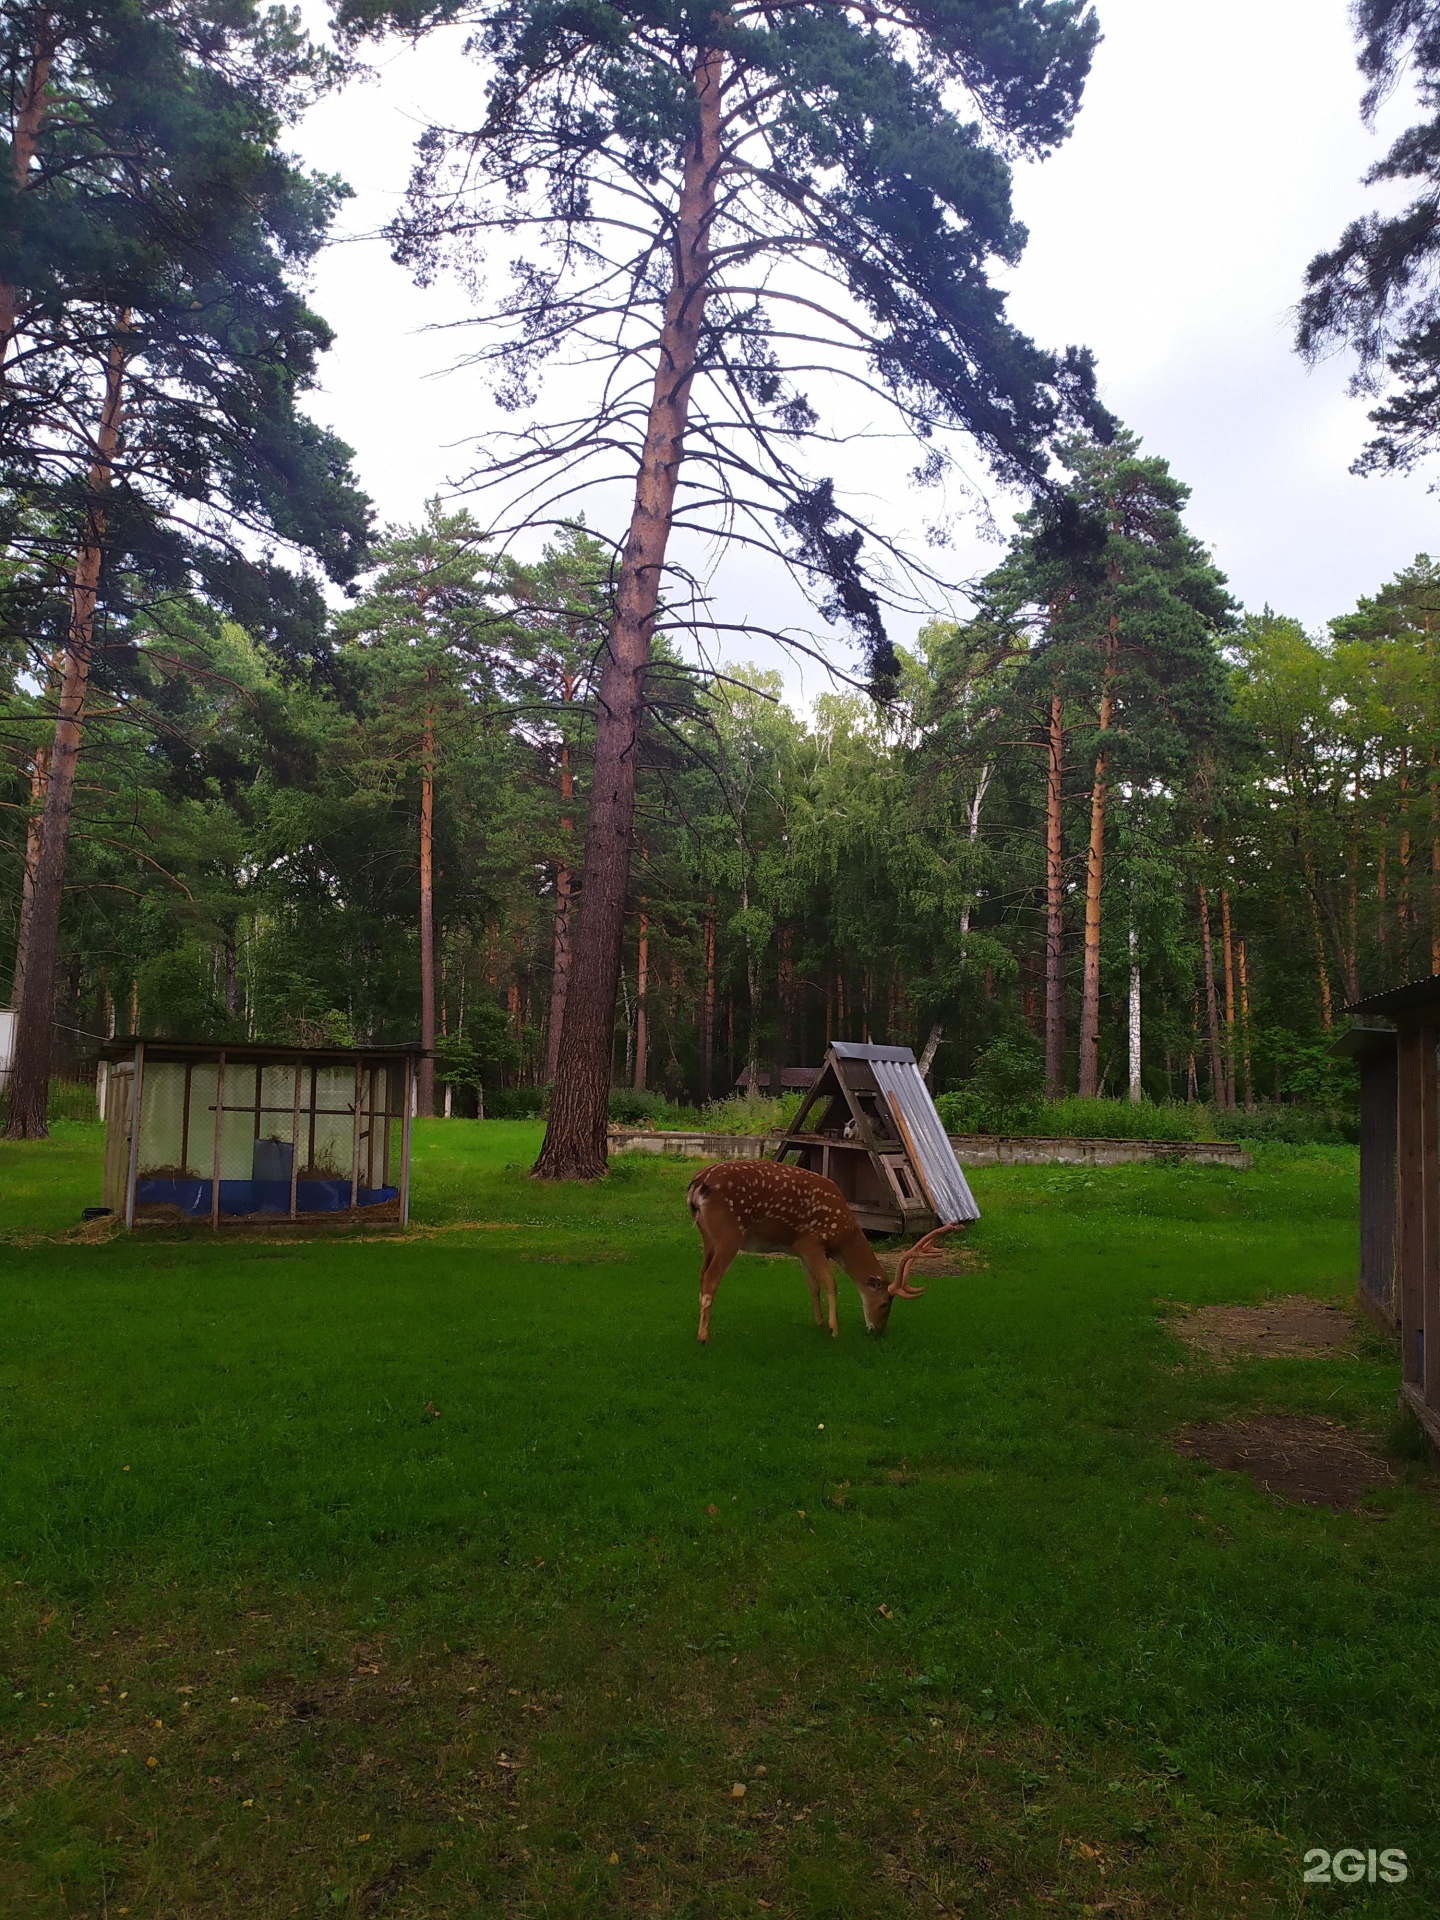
687,1158 -> 962,1343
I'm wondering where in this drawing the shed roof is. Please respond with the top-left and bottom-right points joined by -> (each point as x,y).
101,1037 -> 423,1065
1343,973 -> 1440,1020
1330,1025 -> 1398,1060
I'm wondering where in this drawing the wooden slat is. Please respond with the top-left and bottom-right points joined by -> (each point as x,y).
290,1061 -> 303,1221
123,1041 -> 146,1230
1423,1027 -> 1440,1407
211,1051 -> 226,1231
1359,1045 -> 1398,1321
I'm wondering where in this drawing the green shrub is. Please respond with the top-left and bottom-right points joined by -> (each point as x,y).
935,1034 -> 1045,1134
694,1090 -> 802,1135
1210,1103 -> 1358,1146
1039,1097 -> 1211,1141
606,1087 -> 672,1126
485,1086 -> 548,1120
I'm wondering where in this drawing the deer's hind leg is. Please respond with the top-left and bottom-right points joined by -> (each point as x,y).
697,1212 -> 743,1344
796,1234 -> 840,1338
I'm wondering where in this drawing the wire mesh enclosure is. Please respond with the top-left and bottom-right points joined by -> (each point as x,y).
99,1040 -> 420,1228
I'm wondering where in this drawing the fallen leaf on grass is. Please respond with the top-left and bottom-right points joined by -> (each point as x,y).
730,1782 -> 746,1800
608,1851 -> 619,1865
877,1604 -> 893,1619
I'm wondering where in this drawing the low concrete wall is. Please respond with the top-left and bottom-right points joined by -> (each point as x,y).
607,1129 -> 774,1160
948,1134 -> 1251,1169
606,1128 -> 1252,1169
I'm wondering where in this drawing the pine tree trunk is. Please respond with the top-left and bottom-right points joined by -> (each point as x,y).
417,710 -> 436,1117
634,905 -> 649,1092
12,743 -> 49,1012
1043,692 -> 1066,1098
1199,883 -> 1225,1105
1076,669 -> 1115,1099
1127,920 -> 1141,1102
544,721 -> 576,1085
701,900 -> 715,1102
1238,938 -> 1255,1112
1430,744 -> 1439,974
1220,887 -> 1237,1111
0,26 -> 54,375
222,921 -> 238,1019
1300,849 -> 1334,1028
4,321 -> 127,1140
1400,746 -> 1413,935
533,46 -> 723,1177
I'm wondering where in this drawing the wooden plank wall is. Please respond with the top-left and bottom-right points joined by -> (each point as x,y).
1395,1022 -> 1439,1398
1359,1046 -> 1398,1323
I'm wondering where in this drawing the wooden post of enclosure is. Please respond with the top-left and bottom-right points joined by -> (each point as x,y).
380,1064 -> 393,1192
349,1056 -> 363,1213
123,1039 -> 146,1229
290,1060 -> 303,1221
1396,1022 -> 1440,1397
400,1054 -> 414,1227
211,1051 -> 227,1231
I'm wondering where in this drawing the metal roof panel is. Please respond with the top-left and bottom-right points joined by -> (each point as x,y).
870,1056 -> 980,1224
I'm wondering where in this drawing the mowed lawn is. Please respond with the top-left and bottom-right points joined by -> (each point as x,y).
0,1123 -> 1436,1918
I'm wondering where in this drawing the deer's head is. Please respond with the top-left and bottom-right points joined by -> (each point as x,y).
857,1227 -> 957,1332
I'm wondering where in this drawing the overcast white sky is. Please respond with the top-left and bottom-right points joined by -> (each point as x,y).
293,0 -> 1440,684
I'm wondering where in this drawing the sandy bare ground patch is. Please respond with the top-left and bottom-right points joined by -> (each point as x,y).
1167,1295 -> 1356,1361
876,1239 -> 987,1281
1176,1415 -> 1395,1510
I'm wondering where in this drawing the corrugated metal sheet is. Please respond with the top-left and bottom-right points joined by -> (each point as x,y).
869,1055 -> 980,1224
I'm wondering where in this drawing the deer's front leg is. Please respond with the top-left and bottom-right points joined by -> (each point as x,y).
697,1218 -> 742,1344
797,1237 -> 839,1337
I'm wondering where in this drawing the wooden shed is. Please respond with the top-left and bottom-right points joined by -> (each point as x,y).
1331,1024 -> 1398,1326
772,1041 -> 980,1236
1340,975 -> 1440,1447
100,1038 -> 420,1228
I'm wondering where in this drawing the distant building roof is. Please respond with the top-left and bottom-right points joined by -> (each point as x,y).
734,1065 -> 820,1090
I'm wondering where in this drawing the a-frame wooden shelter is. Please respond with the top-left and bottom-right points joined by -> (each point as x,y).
772,1041 -> 979,1236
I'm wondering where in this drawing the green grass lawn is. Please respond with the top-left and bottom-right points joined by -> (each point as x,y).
0,1122 -> 1434,1917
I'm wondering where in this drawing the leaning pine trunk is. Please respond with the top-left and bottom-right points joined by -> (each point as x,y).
533,46 -> 723,1178
4,321 -> 127,1140
1043,692 -> 1066,1099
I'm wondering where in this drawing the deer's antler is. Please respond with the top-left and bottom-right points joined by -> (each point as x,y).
889,1224 -> 967,1297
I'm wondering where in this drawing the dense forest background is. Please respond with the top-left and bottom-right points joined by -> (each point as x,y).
13,0 -> 1440,1147
6,458 -> 1435,1136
